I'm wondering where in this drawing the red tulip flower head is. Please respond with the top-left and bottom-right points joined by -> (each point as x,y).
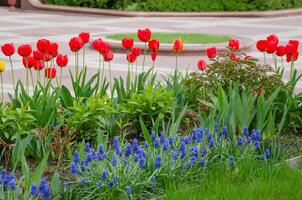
229,39 -> 240,50
151,52 -> 157,62
256,40 -> 267,52
22,56 -> 35,68
48,42 -> 58,58
148,39 -> 160,52
103,51 -> 114,62
137,28 -> 151,42
37,39 -> 50,53
276,46 -> 286,57
206,47 -> 217,58
98,42 -> 110,55
33,50 -> 43,61
131,47 -> 141,56
18,44 -> 32,57
1,43 -> 15,56
197,59 -> 207,71
266,40 -> 277,54
45,67 -> 56,79
126,52 -> 137,63
230,53 -> 240,61
244,56 -> 253,60
34,60 -> 44,71
92,39 -> 103,51
172,38 -> 184,54
267,34 -> 279,46
43,53 -> 52,62
56,54 -> 68,67
122,38 -> 134,49
69,37 -> 84,52
79,32 -> 90,44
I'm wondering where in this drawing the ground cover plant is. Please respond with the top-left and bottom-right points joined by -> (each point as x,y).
0,28 -> 301,199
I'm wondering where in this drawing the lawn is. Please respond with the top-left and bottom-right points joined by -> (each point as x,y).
165,162 -> 302,200
107,33 -> 231,44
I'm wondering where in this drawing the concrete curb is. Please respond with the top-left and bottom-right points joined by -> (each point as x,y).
286,155 -> 302,168
101,35 -> 253,56
22,0 -> 302,18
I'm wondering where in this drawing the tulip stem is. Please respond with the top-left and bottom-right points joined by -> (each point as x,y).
1,73 -> 3,102
26,58 -> 29,93
83,45 -> 86,68
8,56 -> 15,94
101,56 -> 105,88
175,53 -> 179,72
272,53 -> 277,70
29,68 -> 34,90
128,62 -> 131,83
76,52 -> 79,83
290,60 -> 294,81
96,54 -> 102,96
108,61 -> 112,94
152,61 -> 155,75
263,52 -> 266,65
142,42 -> 147,72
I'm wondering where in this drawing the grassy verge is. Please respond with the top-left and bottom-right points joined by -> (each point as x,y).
107,33 -> 231,44
165,161 -> 302,200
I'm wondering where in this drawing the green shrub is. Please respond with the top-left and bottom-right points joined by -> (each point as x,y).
45,0 -> 302,11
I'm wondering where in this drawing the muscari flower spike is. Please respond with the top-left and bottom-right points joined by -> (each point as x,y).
237,136 -> 243,146
265,148 -> 270,159
31,183 -> 39,197
126,186 -> 132,195
155,155 -> 161,169
229,155 -> 235,166
160,131 -> 166,144
101,170 -> 107,180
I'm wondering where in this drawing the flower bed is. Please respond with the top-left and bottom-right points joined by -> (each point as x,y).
0,28 -> 302,199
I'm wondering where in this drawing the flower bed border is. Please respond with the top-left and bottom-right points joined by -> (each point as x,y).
286,155 -> 302,169
102,35 -> 253,55
21,0 -> 302,18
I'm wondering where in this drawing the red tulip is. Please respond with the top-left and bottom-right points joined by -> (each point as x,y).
92,39 -> 103,51
56,54 -> 68,67
148,39 -> 160,52
197,59 -> 207,71
69,37 -> 84,52
137,28 -> 151,42
18,44 -> 32,57
48,42 -> 58,57
229,39 -> 240,50
256,40 -> 267,52
22,56 -> 35,68
244,56 -> 253,60
43,53 -> 52,62
151,52 -> 157,62
33,50 -> 43,61
285,44 -> 295,55
98,42 -> 110,54
1,43 -> 15,56
230,53 -> 240,61
37,39 -> 50,53
45,67 -> 56,79
206,47 -> 217,58
266,41 -> 277,54
288,40 -> 299,51
122,38 -> 134,49
34,60 -> 44,71
79,32 -> 90,44
276,46 -> 285,57
267,34 -> 279,46
172,38 -> 184,54
126,52 -> 137,63
131,47 -> 141,56
103,51 -> 114,62
286,51 -> 299,62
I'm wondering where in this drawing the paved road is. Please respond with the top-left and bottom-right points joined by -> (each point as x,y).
0,7 -> 301,98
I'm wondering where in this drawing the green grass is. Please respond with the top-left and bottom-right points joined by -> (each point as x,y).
106,33 -> 231,44
165,160 -> 302,200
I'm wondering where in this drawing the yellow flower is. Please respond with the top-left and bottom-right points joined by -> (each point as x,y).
0,60 -> 6,72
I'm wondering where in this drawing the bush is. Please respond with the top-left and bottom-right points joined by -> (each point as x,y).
45,0 -> 302,11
